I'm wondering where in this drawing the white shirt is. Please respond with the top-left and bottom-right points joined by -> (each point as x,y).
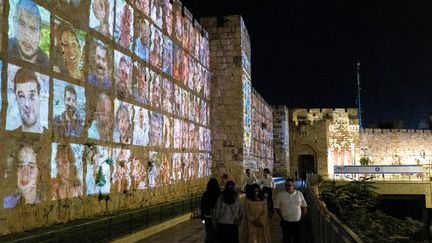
260,175 -> 275,189
244,174 -> 257,186
274,190 -> 307,222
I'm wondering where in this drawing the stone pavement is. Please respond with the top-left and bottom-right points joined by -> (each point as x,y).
138,181 -> 314,243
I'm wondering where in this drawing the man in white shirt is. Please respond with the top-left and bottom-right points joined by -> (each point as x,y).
275,178 -> 308,243
243,168 -> 257,195
260,168 -> 276,217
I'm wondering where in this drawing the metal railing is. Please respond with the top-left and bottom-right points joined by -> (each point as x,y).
303,185 -> 363,243
0,195 -> 202,243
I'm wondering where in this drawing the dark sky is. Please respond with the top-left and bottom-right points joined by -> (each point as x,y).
182,0 -> 432,128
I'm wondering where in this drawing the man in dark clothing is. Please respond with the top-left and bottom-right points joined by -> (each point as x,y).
201,178 -> 220,243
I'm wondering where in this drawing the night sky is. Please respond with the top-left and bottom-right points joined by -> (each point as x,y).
182,0 -> 432,128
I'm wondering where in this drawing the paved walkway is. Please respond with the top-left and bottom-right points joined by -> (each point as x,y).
139,181 -> 314,243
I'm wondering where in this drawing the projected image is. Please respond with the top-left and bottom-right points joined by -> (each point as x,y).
182,153 -> 191,180
52,18 -> 86,80
171,153 -> 182,181
88,39 -> 112,89
189,123 -> 198,149
52,79 -> 85,137
114,51 -> 132,99
182,90 -> 189,119
3,141 -> 41,208
182,16 -> 190,50
195,65 -> 203,94
162,115 -> 172,148
149,111 -> 162,146
181,121 -> 188,149
163,36 -> 173,75
89,0 -> 114,38
173,84 -> 182,116
134,17 -> 150,61
133,62 -> 149,104
114,0 -> 133,49
194,28 -> 200,58
134,0 -> 149,16
148,151 -> 159,188
160,153 -> 171,185
187,56 -> 194,90
50,143 -> 84,200
132,106 -> 149,146
150,0 -> 162,27
188,28 -> 195,58
204,73 -> 210,98
162,79 -> 173,113
8,0 -> 50,65
162,0 -> 172,36
200,101 -> 207,126
85,145 -> 111,195
112,148 -> 131,193
173,1 -> 182,41
88,93 -> 113,142
113,99 -> 133,144
173,119 -> 181,149
0,60 -> 2,115
6,64 -> 49,133
150,25 -> 162,69
150,70 -> 161,109
131,151 -> 148,189
181,51 -> 189,86
172,43 -> 181,80
188,93 -> 195,121
198,153 -> 205,178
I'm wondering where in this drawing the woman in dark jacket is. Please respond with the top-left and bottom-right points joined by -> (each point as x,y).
201,178 -> 220,243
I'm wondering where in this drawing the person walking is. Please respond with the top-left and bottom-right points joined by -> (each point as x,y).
241,183 -> 270,243
243,168 -> 257,195
213,181 -> 243,243
201,178 -> 221,243
274,178 -> 308,243
260,168 -> 275,217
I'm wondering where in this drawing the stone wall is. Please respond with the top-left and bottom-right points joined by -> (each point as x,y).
272,106 -> 289,176
360,129 -> 432,167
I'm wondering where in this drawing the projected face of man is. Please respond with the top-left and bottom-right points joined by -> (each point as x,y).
137,68 -> 147,99
118,59 -> 130,93
116,150 -> 128,179
93,0 -> 109,32
15,78 -> 40,129
61,30 -> 81,76
139,20 -> 149,46
64,89 -> 77,119
119,5 -> 131,47
56,151 -> 72,182
118,107 -> 130,139
95,45 -> 108,82
17,145 -> 38,197
96,94 -> 112,139
14,4 -> 42,62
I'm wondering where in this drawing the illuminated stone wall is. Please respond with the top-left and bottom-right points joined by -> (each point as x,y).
272,106 -> 289,176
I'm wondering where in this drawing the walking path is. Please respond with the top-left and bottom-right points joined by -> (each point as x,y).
139,181 -> 313,243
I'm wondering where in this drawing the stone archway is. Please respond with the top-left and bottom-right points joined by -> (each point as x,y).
296,144 -> 318,175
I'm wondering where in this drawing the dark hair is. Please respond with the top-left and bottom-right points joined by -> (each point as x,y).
14,68 -> 40,95
286,178 -> 295,183
246,183 -> 261,200
245,168 -> 250,173
206,178 -> 219,192
16,0 -> 41,26
222,180 -> 237,204
264,168 -> 270,174
56,144 -> 81,187
64,84 -> 76,98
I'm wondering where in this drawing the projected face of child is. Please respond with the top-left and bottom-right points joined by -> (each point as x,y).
17,145 -> 38,198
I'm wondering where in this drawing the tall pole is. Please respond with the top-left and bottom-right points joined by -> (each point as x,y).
356,58 -> 363,128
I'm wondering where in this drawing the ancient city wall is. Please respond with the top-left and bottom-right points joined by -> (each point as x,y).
272,105 -> 289,176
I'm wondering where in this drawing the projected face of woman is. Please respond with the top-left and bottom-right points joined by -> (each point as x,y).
57,153 -> 72,181
93,0 -> 110,34
17,145 -> 38,194
118,108 -> 130,138
119,5 -> 132,47
61,30 -> 81,76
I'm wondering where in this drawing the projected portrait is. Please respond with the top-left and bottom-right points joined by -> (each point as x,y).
112,148 -> 131,193
148,151 -> 159,188
171,153 -> 182,181
200,101 -> 207,126
173,1 -> 182,41
189,123 -> 198,149
113,100 -> 133,144
193,96 -> 200,123
134,0 -> 149,16
3,142 -> 41,208
133,62 -> 149,104
149,112 -> 162,146
150,25 -> 162,69
163,115 -> 172,148
132,106 -> 149,146
88,39 -> 112,89
150,0 -> 162,27
162,0 -> 172,36
173,84 -> 182,116
180,51 -> 189,86
8,0 -> 50,65
114,51 -> 132,99
194,29 -> 201,58
188,29 -> 196,58
162,79 -> 173,113
182,90 -> 189,120
85,145 -> 111,195
204,74 -> 210,98
187,56 -> 194,90
172,44 -> 181,80
150,70 -> 161,109
134,17 -> 150,61
181,121 -> 188,149
50,143 -> 84,200
88,93 -> 113,142
182,153 -> 191,180
182,16 -> 191,49
160,153 -> 171,185
131,152 -> 148,189
89,0 -> 113,38
195,64 -> 203,94
173,119 -> 181,149
6,65 -> 49,133
52,19 -> 85,80
188,93 -> 195,121
198,153 -> 207,178
52,80 -> 85,137
162,36 -> 173,75
114,0 -> 133,49
199,127 -> 205,151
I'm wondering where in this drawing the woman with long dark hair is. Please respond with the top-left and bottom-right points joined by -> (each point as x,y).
201,178 -> 220,243
213,180 -> 243,243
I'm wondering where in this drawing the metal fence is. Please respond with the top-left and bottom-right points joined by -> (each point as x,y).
303,186 -> 363,243
1,195 -> 202,243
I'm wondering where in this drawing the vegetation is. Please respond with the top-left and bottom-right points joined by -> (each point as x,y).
319,177 -> 423,242
359,157 -> 370,166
